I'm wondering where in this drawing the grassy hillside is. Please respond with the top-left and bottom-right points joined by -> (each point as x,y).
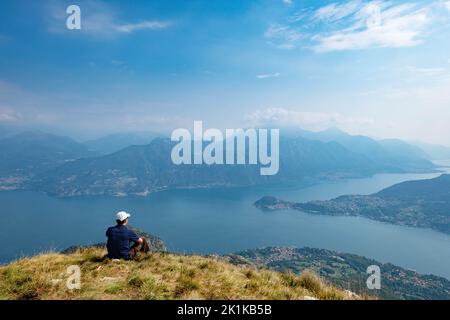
0,247 -> 359,300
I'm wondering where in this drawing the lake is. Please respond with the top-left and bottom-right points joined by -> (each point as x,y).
1,168 -> 450,279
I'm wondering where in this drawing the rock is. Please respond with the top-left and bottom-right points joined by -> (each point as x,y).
128,226 -> 167,252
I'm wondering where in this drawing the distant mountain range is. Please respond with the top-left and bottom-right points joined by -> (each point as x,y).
29,135 -> 436,197
255,174 -> 450,234
413,141 -> 450,160
284,127 -> 434,172
83,132 -> 161,154
0,131 -> 97,190
0,129 -> 443,196
226,247 -> 450,300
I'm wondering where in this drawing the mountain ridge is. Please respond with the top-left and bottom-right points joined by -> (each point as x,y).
28,135 -> 436,197
0,131 -> 98,190
0,130 -> 438,197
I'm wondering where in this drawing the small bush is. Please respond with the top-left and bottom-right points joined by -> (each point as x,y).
198,262 -> 210,270
244,279 -> 259,291
174,275 -> 200,297
0,267 -> 40,300
140,277 -> 166,300
316,287 -> 346,300
281,272 -> 301,288
128,276 -> 144,288
298,271 -> 323,294
105,282 -> 125,294
244,269 -> 256,279
179,266 -> 196,278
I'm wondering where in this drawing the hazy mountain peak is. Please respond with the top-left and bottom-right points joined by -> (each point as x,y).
318,127 -> 348,136
84,131 -> 161,154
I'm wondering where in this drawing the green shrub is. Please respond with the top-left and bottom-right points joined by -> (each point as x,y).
105,282 -> 125,294
140,277 -> 167,300
174,275 -> 200,297
298,271 -> 324,294
128,276 -> 144,288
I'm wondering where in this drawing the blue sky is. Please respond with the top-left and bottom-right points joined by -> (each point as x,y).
1,0 -> 450,144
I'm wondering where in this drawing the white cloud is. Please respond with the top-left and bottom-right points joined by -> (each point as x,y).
256,73 -> 281,79
0,106 -> 22,122
267,1 -> 438,52
264,24 -> 303,49
446,1 -> 450,11
80,16 -> 172,37
312,2 -> 429,52
114,21 -> 172,33
47,1 -> 172,37
288,10 -> 309,23
246,108 -> 373,131
0,114 -> 18,122
282,0 -> 293,6
313,0 -> 362,22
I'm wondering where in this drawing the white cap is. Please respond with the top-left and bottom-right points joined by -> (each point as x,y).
116,211 -> 131,222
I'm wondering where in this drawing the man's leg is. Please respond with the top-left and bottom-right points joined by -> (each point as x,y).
140,237 -> 150,253
129,245 -> 139,259
129,237 -> 150,259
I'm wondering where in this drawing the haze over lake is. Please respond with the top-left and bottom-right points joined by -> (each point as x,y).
1,167 -> 450,279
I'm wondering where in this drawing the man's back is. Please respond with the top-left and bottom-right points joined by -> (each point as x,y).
106,225 -> 139,260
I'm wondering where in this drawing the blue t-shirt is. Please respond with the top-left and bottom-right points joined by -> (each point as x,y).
106,225 -> 140,260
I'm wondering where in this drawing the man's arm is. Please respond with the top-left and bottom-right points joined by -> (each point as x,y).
129,230 -> 143,247
130,237 -> 143,250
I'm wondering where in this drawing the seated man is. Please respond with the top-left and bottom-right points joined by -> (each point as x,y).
106,211 -> 144,260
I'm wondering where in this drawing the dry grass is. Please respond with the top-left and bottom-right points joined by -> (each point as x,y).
0,247 -> 360,300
